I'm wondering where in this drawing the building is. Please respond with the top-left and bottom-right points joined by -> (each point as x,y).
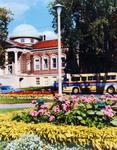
0,24 -> 66,88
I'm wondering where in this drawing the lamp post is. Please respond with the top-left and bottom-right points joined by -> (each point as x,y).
54,4 -> 63,98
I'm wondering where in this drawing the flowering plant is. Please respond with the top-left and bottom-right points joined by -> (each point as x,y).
12,94 -> 117,128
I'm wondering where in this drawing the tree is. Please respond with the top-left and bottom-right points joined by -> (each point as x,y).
49,0 -> 117,73
0,7 -> 12,68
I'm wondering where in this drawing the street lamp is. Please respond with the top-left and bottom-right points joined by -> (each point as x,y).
54,4 -> 63,99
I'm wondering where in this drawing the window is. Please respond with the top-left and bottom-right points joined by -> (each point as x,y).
51,56 -> 57,69
27,61 -> 31,71
88,76 -> 97,81
34,57 -> 40,70
44,77 -> 48,85
99,76 -> 104,80
21,38 -> 25,43
36,78 -> 40,85
71,77 -> 80,81
106,75 -> 116,80
81,77 -> 86,81
42,57 -> 49,70
61,56 -> 66,68
31,38 -> 34,43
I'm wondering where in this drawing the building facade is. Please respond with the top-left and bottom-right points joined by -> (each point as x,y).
0,27 -> 66,88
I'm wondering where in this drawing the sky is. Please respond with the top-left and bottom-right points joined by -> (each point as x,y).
0,0 -> 57,40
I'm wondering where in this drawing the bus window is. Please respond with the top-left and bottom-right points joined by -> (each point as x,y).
88,76 -> 97,81
93,76 -> 97,80
106,75 -> 116,80
99,76 -> 104,80
81,77 -> 86,81
71,77 -> 80,81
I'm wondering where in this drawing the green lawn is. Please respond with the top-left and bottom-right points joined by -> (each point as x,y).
0,98 -> 32,104
0,108 -> 29,114
0,97 -> 53,104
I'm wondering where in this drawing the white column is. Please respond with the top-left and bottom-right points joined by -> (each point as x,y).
57,7 -> 62,98
4,52 -> 8,75
14,51 -> 18,75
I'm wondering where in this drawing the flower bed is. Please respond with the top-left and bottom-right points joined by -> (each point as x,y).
0,94 -> 117,149
0,113 -> 117,149
9,88 -> 54,94
12,93 -> 117,128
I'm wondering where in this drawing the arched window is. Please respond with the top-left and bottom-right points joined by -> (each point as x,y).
42,56 -> 49,70
61,55 -> 66,68
34,57 -> 40,70
27,60 -> 31,71
51,55 -> 57,69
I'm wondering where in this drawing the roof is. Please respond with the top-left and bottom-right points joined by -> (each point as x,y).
13,41 -> 28,47
6,40 -> 32,50
11,24 -> 39,38
32,39 -> 63,49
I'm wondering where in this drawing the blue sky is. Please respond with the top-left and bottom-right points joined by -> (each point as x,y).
0,0 -> 57,39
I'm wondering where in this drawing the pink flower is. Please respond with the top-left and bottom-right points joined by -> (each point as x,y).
62,103 -> 68,111
71,95 -> 78,103
61,101 -> 71,112
30,110 -> 39,117
40,103 -> 49,109
101,105 -> 114,117
53,105 -> 61,113
49,115 -> 55,122
32,100 -> 36,104
44,111 -> 50,117
105,105 -> 112,110
54,95 -> 59,101
38,109 -> 46,115
81,95 -> 98,103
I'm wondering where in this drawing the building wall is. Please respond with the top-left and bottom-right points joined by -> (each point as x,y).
20,48 -> 66,76
2,38 -> 66,88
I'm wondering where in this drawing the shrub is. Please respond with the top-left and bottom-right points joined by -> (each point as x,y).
5,133 -> 85,150
0,114 -> 117,150
12,94 -> 117,128
5,134 -> 44,150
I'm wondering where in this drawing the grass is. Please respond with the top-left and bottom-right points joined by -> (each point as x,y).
0,108 -> 29,114
0,98 -> 32,104
0,97 -> 53,104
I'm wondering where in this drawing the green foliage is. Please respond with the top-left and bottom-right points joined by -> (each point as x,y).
0,108 -> 29,114
65,102 -> 110,128
0,97 -> 32,104
12,112 -> 33,123
50,0 -> 117,73
5,133 -> 85,150
0,7 -> 12,68
12,95 -> 117,128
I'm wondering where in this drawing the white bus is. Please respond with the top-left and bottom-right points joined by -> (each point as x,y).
57,72 -> 117,94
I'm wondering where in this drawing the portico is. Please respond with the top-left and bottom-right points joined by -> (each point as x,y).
5,48 -> 30,75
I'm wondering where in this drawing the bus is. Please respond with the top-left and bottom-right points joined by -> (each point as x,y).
54,72 -> 117,94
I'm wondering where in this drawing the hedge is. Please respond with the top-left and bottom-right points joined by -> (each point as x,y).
0,112 -> 117,149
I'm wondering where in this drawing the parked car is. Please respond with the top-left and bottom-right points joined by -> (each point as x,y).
0,86 -> 21,94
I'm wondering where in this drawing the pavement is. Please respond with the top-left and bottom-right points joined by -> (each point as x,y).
0,103 -> 34,108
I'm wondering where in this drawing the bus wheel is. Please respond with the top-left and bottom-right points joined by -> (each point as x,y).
107,86 -> 115,94
72,87 -> 79,94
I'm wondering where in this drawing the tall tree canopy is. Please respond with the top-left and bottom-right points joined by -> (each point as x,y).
0,7 -> 12,68
50,0 -> 117,73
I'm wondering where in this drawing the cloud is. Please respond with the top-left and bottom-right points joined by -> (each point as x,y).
40,0 -> 54,4
39,30 -> 57,40
0,0 -> 39,18
0,0 -> 54,19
